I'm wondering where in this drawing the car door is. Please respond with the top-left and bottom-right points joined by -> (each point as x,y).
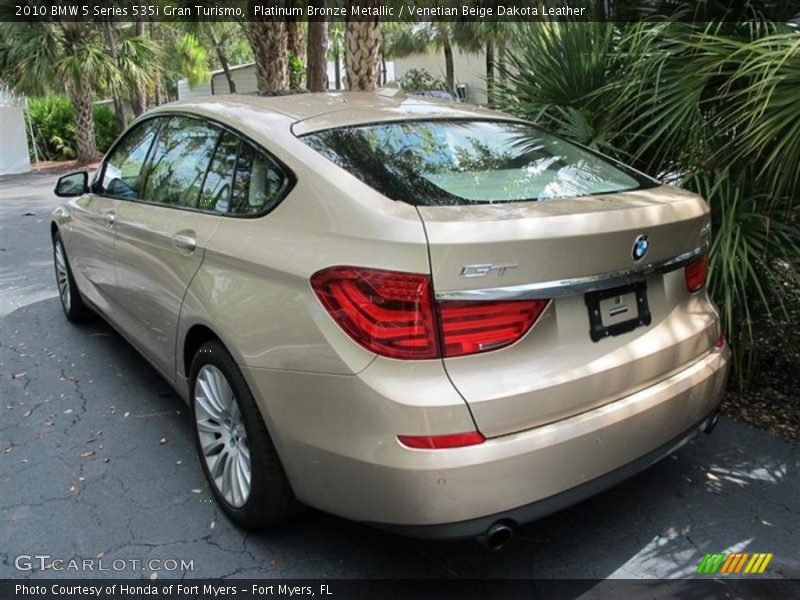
112,116 -> 223,380
65,118 -> 163,314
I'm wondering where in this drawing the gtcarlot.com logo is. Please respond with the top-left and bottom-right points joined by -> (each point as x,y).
15,554 -> 194,573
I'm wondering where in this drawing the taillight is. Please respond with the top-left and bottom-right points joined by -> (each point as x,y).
685,253 -> 709,293
310,267 -> 439,359
397,431 -> 485,449
438,300 -> 549,357
311,267 -> 548,360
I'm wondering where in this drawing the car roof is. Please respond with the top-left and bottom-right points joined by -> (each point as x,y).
150,91 -> 520,136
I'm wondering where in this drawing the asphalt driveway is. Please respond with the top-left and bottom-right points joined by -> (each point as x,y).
1,173 -> 799,580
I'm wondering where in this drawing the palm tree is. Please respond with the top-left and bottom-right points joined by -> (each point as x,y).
246,21 -> 288,92
306,1 -> 329,92
0,21 -> 156,162
345,1 -> 381,91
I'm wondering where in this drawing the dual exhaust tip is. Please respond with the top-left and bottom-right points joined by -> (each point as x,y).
474,412 -> 721,551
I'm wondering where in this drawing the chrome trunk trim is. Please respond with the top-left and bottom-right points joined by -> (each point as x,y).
435,246 -> 706,301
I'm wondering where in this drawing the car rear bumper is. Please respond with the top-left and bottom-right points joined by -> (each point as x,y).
243,344 -> 729,536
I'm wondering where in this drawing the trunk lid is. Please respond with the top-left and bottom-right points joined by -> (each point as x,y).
419,185 -> 717,437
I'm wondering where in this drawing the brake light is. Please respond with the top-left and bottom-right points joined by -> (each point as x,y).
311,267 -> 548,360
397,431 -> 485,449
685,253 -> 709,292
439,300 -> 549,357
310,267 -> 439,359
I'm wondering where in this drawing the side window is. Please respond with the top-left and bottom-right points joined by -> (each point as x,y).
101,119 -> 162,199
229,142 -> 286,215
142,117 -> 220,208
199,132 -> 239,214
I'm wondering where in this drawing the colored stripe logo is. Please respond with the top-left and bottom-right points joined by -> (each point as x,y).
697,552 -> 773,574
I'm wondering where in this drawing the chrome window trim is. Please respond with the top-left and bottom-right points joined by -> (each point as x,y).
435,246 -> 707,302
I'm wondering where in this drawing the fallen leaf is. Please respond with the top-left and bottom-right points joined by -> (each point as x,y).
761,520 -> 773,527
64,409 -> 73,415
124,412 -> 130,418
23,409 -> 32,417
3,446 -> 13,454
103,458 -> 110,463
69,484 -> 77,493
11,371 -> 27,379
159,437 -> 167,445
706,472 -> 720,481
269,559 -> 277,567
209,521 -> 216,530
176,460 -> 182,465
78,476 -> 86,482
80,451 -> 95,458
191,488 -> 202,494
96,552 -> 105,559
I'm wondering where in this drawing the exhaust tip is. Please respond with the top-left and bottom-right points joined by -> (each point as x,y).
703,413 -> 720,435
477,521 -> 514,551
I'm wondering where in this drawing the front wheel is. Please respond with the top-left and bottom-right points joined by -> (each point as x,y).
53,232 -> 92,322
190,341 -> 297,528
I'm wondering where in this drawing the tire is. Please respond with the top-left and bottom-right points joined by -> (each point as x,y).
53,231 -> 92,323
190,341 -> 297,528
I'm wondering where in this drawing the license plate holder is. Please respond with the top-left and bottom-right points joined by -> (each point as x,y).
585,281 -> 651,342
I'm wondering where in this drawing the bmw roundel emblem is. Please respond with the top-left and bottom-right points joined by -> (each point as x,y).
632,234 -> 650,261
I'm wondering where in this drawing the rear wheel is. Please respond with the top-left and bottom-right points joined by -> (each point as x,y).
190,341 -> 296,528
53,232 -> 92,322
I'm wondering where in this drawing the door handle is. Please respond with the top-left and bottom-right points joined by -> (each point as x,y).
103,211 -> 115,228
172,232 -> 197,252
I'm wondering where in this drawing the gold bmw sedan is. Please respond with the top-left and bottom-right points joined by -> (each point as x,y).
51,92 -> 729,549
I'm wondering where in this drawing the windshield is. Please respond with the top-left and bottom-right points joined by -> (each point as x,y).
301,120 -> 658,206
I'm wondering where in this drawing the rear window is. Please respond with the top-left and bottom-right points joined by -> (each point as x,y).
301,120 -> 657,206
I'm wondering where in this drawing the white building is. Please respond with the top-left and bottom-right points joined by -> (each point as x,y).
392,48 -> 488,105
0,86 -> 31,175
178,60 -> 395,99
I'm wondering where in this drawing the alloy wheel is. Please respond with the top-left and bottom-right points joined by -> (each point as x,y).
194,364 -> 252,508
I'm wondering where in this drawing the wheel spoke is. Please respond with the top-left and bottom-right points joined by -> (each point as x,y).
197,418 -> 223,435
201,437 -> 225,456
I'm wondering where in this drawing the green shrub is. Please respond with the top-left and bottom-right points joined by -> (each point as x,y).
399,68 -> 446,92
25,95 -> 76,161
92,103 -> 121,155
25,95 -> 121,161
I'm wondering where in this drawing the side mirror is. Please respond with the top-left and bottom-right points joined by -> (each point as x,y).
54,171 -> 89,197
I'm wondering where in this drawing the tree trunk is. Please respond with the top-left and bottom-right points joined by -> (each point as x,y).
286,17 -> 304,89
212,31 -> 236,93
334,42 -> 341,90
68,83 -> 97,163
497,37 -> 507,86
345,2 -> 381,91
247,21 -> 288,93
150,22 -> 163,106
132,20 -> 148,116
485,40 -> 495,108
443,38 -> 454,93
104,21 -> 127,131
306,17 -> 329,92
